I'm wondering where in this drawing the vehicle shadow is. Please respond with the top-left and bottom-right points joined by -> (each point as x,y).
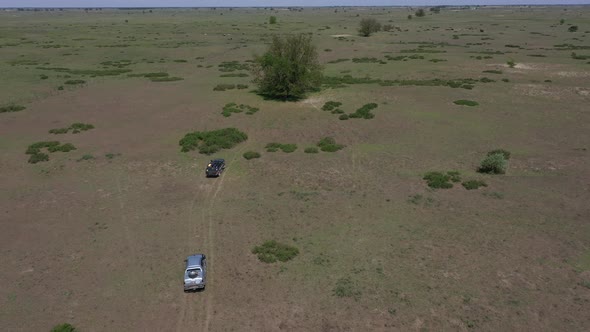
184,288 -> 205,293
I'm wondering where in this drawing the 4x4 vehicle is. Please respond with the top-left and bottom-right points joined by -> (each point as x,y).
205,159 -> 225,177
184,254 -> 207,291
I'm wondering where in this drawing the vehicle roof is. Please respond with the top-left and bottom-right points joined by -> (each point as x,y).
186,254 -> 204,268
211,159 -> 225,163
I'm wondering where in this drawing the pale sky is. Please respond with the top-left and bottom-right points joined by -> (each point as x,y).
1,0 -> 589,8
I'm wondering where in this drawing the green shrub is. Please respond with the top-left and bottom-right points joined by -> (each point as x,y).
265,143 -> 297,153
317,137 -> 344,152
64,79 -> 86,85
478,153 -> 507,174
483,70 -> 502,74
462,180 -> 488,190
105,153 -> 121,159
26,141 -> 60,155
349,103 -> 377,119
447,171 -> 461,183
40,74 -> 49,79
77,154 -> 94,161
423,171 -> 461,189
51,323 -> 77,332
236,84 -> 249,89
0,104 -> 26,113
269,16 -> 277,24
57,86 -> 64,90
358,18 -> 382,37
252,240 -> 299,263
213,84 -> 236,91
339,114 -> 349,120
453,100 -> 479,106
243,151 -> 261,160
321,101 -> 342,111
487,149 -> 511,160
49,143 -> 76,152
128,72 -> 169,78
222,103 -> 259,117
568,26 -> 578,32
71,123 -> 94,133
218,61 -> 250,72
50,123 -> 94,134
280,144 -> 297,153
507,59 -> 516,68
151,76 -> 183,82
304,147 -> 319,153
265,142 -> 281,152
28,152 -> 49,164
179,128 -> 247,154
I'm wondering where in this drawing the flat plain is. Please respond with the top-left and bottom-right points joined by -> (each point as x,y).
1,6 -> 589,331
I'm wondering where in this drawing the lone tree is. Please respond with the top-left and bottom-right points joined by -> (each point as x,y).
358,18 -> 381,37
415,9 -> 426,17
252,34 -> 322,100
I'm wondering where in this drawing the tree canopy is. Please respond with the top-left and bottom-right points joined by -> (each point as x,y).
252,34 -> 322,100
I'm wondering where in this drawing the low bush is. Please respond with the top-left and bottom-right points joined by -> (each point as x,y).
327,58 -> 350,64
179,128 -> 247,154
220,73 -> 249,77
40,74 -> 49,79
213,84 -> 236,91
352,57 -> 386,64
487,149 -> 511,160
0,104 -> 26,113
26,141 -> 76,163
222,103 -> 259,117
28,152 -> 49,164
64,79 -> 85,85
151,76 -> 183,82
507,60 -> 516,68
349,103 -> 377,119
462,180 -> 488,190
252,240 -> 299,263
317,137 -> 344,152
77,154 -> 95,162
105,153 -> 121,159
51,323 -> 77,332
423,171 -> 461,189
49,123 -> 94,134
453,100 -> 479,106
243,151 -> 261,160
478,153 -> 507,174
483,70 -> 502,74
321,101 -> 342,111
265,143 -> 297,153
304,147 -> 319,153
339,114 -> 349,120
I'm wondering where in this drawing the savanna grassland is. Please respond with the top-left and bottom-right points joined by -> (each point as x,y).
1,6 -> 590,331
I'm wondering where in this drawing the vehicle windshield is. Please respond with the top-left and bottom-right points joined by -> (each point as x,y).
187,268 -> 202,278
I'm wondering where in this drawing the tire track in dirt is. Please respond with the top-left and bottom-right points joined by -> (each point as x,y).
175,177 -> 214,332
115,173 -> 139,260
176,149 -> 244,332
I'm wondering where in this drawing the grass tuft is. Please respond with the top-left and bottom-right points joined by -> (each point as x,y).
252,240 -> 299,263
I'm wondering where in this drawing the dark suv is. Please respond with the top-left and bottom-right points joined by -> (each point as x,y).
205,159 -> 225,177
